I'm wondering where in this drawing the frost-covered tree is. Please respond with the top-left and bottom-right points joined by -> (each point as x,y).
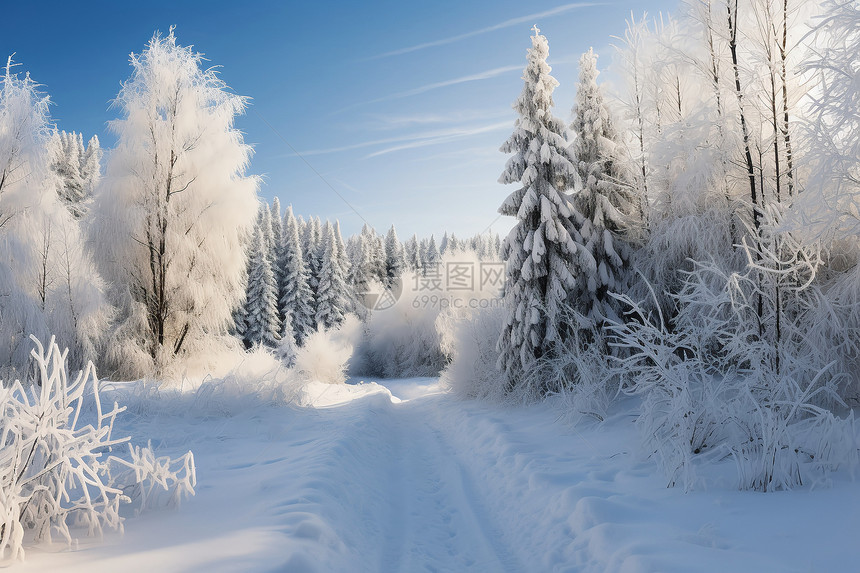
384,225 -> 405,286
270,197 -> 285,309
279,205 -> 315,344
48,131 -> 101,219
243,224 -> 280,348
315,221 -> 349,330
449,233 -> 462,253
346,233 -> 370,293
496,26 -> 582,389
258,204 -> 275,262
422,234 -> 441,275
303,216 -> 323,296
568,48 -> 636,329
89,30 -> 258,377
370,226 -> 387,284
404,233 -> 422,273
81,134 -> 101,199
796,0 -> 860,243
439,232 -> 449,255
0,60 -> 111,375
333,220 -> 353,311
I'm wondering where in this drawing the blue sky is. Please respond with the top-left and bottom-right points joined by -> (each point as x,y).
3,0 -> 678,239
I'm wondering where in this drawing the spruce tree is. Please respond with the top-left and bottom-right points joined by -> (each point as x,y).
371,228 -> 387,284
384,225 -> 406,286
243,224 -> 281,348
448,233 -> 461,253
303,216 -> 323,303
81,135 -> 101,200
423,234 -> 441,275
270,197 -> 285,314
334,220 -> 351,286
315,222 -> 348,330
440,232 -> 449,255
279,205 -> 315,345
49,130 -> 89,218
568,48 -> 635,329
496,26 -> 582,389
404,234 -> 422,274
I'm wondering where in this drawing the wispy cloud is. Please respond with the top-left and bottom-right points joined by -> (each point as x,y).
365,121 -> 510,158
367,108 -> 512,129
368,2 -> 602,60
295,121 -> 511,158
334,64 -> 521,115
376,65 -> 522,102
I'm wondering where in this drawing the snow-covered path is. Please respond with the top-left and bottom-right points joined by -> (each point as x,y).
19,378 -> 859,572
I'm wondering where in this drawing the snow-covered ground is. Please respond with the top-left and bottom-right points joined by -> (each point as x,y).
18,378 -> 858,572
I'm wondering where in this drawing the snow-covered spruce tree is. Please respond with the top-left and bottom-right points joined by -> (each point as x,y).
346,232 -> 370,293
404,233 -> 422,273
89,30 -> 257,378
81,135 -> 101,199
333,220 -> 353,304
315,221 -> 349,330
258,203 -> 276,264
270,197 -> 285,313
280,206 -> 315,345
48,131 -> 101,219
303,216 -> 323,296
568,48 -> 637,332
0,60 -> 111,375
243,223 -> 281,348
370,226 -> 387,284
496,26 -> 582,391
384,224 -> 405,286
422,234 -> 441,275
47,131 -> 83,217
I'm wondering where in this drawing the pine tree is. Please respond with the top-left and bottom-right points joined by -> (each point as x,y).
279,206 -> 315,345
496,26 -> 582,389
568,48 -> 635,329
243,224 -> 280,348
384,225 -> 406,286
315,222 -> 349,330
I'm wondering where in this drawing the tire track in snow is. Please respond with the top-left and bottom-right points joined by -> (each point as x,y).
376,400 -> 525,573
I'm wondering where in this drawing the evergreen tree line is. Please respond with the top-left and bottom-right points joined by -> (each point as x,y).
235,200 -> 501,350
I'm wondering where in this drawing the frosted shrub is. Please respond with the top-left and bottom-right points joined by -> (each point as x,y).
611,258 -> 859,491
356,283 -> 446,379
355,249 -> 501,380
0,336 -> 195,563
441,305 -> 506,401
294,316 -> 359,384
